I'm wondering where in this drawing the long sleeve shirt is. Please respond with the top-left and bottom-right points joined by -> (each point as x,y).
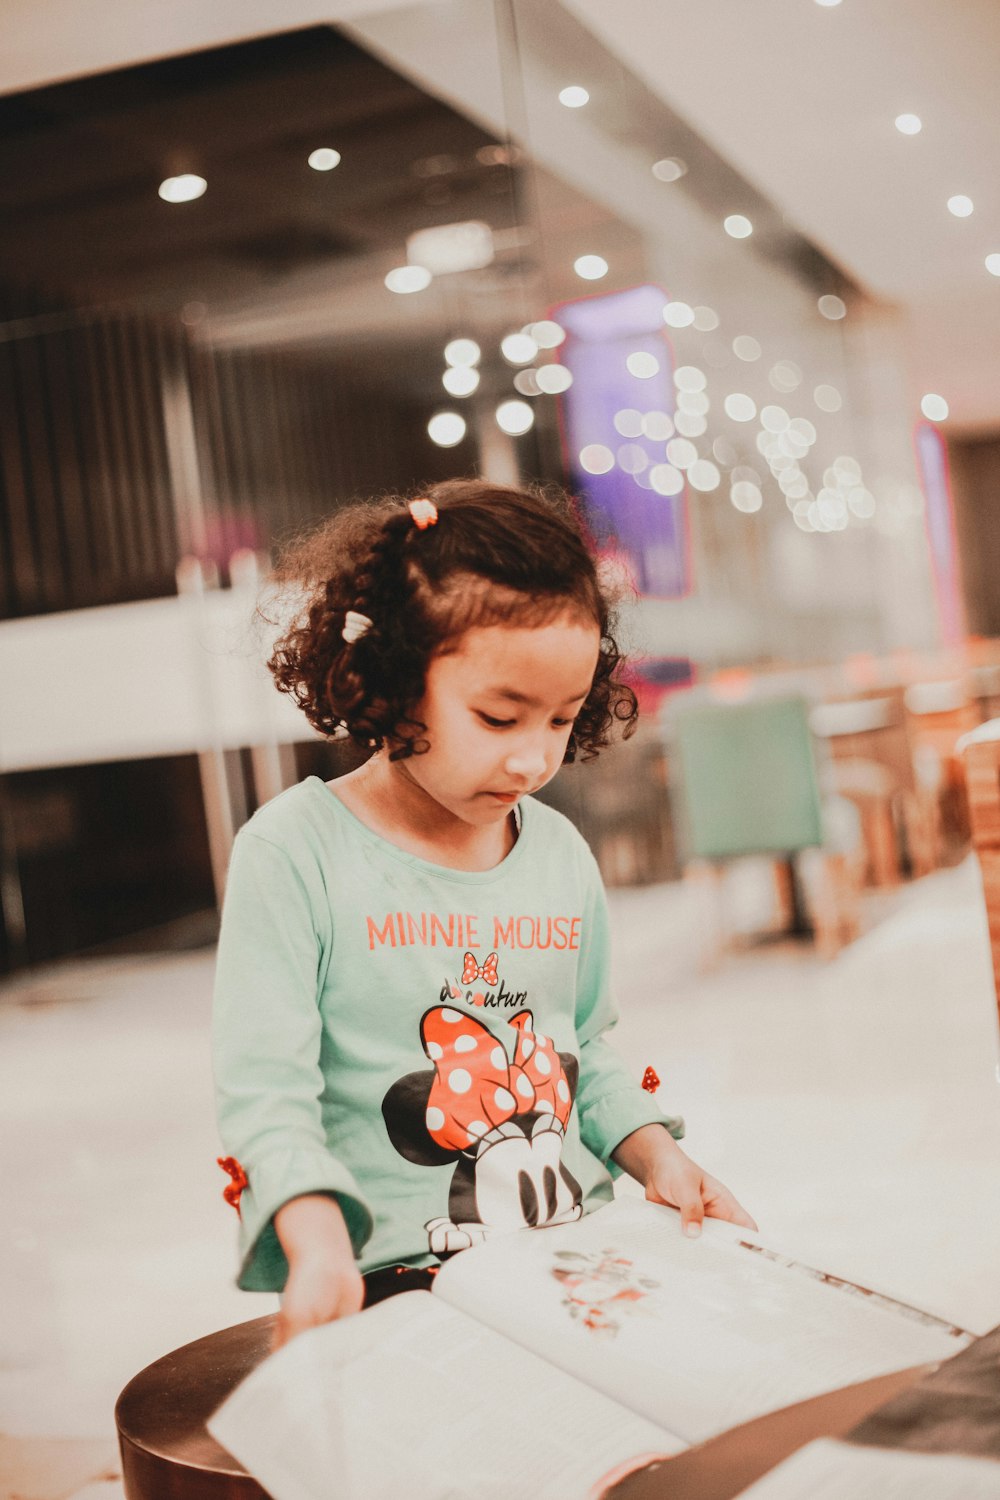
212,776 -> 673,1291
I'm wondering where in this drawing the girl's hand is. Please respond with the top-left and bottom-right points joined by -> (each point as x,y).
273,1194 -> 365,1349
612,1124 -> 757,1238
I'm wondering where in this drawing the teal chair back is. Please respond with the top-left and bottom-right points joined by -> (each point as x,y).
668,695 -> 824,861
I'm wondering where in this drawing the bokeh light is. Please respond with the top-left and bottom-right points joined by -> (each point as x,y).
427,411 -> 466,447
574,254 -> 609,280
496,400 -> 535,435
158,174 -> 207,203
385,265 -> 432,293
308,148 -> 342,171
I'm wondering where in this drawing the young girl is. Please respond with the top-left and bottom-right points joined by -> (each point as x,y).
213,479 -> 754,1348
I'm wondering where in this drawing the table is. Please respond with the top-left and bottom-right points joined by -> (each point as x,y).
115,1313 -> 931,1500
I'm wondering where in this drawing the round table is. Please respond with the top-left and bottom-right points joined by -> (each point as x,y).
116,1314 -> 930,1500
116,1315 -> 276,1500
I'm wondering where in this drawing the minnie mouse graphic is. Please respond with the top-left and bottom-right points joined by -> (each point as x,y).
382,987 -> 584,1255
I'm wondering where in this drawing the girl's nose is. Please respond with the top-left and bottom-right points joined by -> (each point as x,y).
504,742 -> 548,783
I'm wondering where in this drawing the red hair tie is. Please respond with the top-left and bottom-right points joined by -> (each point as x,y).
408,498 -> 438,530
217,1156 -> 248,1216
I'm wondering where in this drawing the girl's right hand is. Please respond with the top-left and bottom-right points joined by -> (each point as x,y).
273,1194 -> 365,1349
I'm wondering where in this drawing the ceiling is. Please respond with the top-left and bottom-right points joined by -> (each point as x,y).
2,0 -> 998,431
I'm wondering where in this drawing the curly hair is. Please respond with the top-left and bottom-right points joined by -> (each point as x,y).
265,479 -> 638,762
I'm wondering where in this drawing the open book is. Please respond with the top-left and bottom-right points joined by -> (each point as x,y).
208,1198 -> 971,1500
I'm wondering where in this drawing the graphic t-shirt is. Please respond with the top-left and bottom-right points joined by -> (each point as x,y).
213,777 -> 669,1291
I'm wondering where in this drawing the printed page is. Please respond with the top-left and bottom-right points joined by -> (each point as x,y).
433,1199 -> 969,1445
207,1290 -> 685,1500
737,1439 -> 1000,1498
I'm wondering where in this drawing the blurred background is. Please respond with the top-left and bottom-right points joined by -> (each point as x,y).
4,0 -> 1000,968
4,2 -> 1000,1495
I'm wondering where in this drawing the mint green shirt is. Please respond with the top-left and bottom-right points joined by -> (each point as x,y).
213,777 -> 673,1291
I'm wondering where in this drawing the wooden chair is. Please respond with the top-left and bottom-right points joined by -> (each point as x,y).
959,718 -> 1000,1028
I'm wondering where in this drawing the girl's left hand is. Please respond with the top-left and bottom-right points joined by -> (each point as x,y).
613,1124 -> 757,1237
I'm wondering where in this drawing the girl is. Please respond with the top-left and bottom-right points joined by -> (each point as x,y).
213,479 -> 754,1348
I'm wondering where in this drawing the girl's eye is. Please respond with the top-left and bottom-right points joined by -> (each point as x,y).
478,712 -> 515,729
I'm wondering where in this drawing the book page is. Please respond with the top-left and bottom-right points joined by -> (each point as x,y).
738,1439 -> 1000,1498
208,1290 -> 685,1500
433,1199 -> 969,1445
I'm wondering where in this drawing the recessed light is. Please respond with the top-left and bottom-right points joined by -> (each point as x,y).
385,265 -> 432,294
308,148 -> 341,171
158,174 -> 207,203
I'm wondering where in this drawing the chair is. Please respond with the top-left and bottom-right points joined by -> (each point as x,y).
664,695 -> 860,956
959,718 -> 1000,1027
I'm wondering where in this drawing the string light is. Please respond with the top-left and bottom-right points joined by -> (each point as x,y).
920,393 -> 949,421
574,255 -> 608,280
444,338 -> 481,367
559,86 -> 589,108
724,215 -> 753,239
947,195 -> 974,217
427,412 -> 466,447
894,114 -> 922,136
496,400 -> 534,435
385,266 -> 431,293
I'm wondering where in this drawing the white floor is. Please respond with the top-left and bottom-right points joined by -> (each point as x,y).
3,858 -> 1000,1496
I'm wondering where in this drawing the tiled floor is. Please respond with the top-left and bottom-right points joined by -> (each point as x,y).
3,858 -> 1000,1498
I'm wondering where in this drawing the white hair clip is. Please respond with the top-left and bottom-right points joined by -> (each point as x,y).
342,610 -> 374,644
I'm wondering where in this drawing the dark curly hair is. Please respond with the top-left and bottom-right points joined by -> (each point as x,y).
266,479 -> 638,762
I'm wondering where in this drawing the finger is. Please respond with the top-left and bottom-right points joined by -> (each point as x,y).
703,1180 -> 758,1232
673,1177 -> 706,1239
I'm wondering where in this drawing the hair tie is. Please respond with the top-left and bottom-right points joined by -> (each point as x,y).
408,498 -> 438,530
342,610 -> 373,644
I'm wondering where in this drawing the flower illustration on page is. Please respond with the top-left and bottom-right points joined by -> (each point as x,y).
551,1247 -> 660,1338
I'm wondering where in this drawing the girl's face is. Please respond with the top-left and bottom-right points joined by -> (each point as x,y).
400,613 -> 601,828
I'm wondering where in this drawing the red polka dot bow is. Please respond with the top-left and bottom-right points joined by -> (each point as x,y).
461,950 -> 499,986
421,1006 -> 573,1151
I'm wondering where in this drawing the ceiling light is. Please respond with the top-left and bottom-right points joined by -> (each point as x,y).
574,254 -> 609,280
894,114 -> 922,136
818,294 -> 847,319
442,366 -> 480,396
444,338 -> 481,367
724,215 -> 753,239
308,148 -> 342,171
652,158 -> 687,183
501,332 -> 538,364
427,412 -> 466,447
947,195 -> 974,218
158,174 -> 207,203
986,254 -> 1000,277
920,393 -> 949,421
496,399 -> 534,435
385,265 -> 432,294
559,86 -> 589,108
